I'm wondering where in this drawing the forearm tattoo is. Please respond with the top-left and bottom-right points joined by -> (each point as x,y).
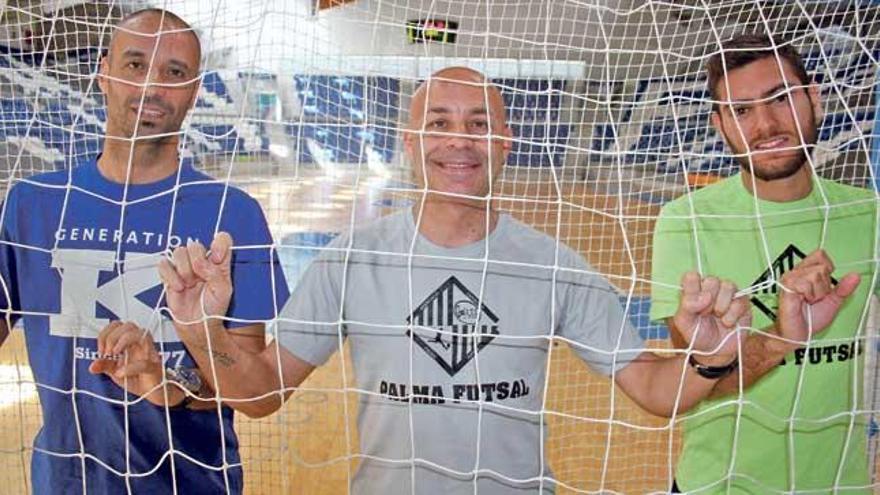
196,344 -> 236,367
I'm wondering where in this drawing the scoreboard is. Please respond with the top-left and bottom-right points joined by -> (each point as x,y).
407,19 -> 459,44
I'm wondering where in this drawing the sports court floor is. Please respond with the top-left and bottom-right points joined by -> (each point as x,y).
0,160 -> 677,494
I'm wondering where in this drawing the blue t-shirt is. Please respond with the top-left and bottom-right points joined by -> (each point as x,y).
0,158 -> 289,494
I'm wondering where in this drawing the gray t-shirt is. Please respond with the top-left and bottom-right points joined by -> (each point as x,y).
278,210 -> 644,494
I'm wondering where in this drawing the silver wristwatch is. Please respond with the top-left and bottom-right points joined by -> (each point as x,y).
165,366 -> 203,408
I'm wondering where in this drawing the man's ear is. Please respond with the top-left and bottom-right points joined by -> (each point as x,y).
403,126 -> 415,158
403,127 -> 429,188
499,124 -> 513,162
96,53 -> 110,96
806,83 -> 823,126
502,124 -> 512,149
710,110 -> 723,137
186,72 -> 202,111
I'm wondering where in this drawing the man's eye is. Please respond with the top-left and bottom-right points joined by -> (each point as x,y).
126,61 -> 144,71
427,120 -> 446,129
773,92 -> 790,104
733,106 -> 750,116
470,121 -> 489,133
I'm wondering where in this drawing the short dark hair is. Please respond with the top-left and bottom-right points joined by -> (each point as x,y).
705,33 -> 810,109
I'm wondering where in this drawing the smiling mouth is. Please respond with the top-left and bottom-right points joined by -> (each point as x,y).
132,106 -> 167,120
752,136 -> 791,151
437,161 -> 480,170
430,161 -> 485,178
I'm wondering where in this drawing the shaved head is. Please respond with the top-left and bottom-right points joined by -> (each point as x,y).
109,9 -> 201,64
98,8 -> 201,141
409,66 -> 507,127
404,66 -> 512,203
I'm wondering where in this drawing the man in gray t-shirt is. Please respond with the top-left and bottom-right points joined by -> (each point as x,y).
106,66 -> 846,494
283,208 -> 642,493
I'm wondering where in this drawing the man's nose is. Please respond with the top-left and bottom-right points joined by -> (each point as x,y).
443,124 -> 476,149
747,101 -> 780,142
143,69 -> 169,99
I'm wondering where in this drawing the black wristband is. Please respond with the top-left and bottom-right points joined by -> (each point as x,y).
688,354 -> 738,380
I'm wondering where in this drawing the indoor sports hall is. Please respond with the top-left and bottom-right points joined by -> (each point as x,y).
0,1 -> 878,493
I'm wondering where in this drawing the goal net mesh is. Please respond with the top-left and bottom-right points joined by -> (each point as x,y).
0,0 -> 878,493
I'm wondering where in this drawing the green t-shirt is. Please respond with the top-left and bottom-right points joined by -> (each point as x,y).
650,173 -> 878,494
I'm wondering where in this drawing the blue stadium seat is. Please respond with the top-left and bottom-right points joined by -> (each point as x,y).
508,123 -> 570,167
27,125 -> 68,155
369,77 -> 400,120
0,99 -> 38,141
198,71 -> 233,106
611,77 -> 728,173
819,109 -> 872,142
90,107 -> 107,123
591,123 -> 618,152
39,101 -> 75,127
76,138 -> 102,156
73,120 -> 103,136
287,123 -> 395,163
0,45 -> 52,67
295,75 -> 362,120
632,117 -> 711,159
287,75 -> 399,164
191,124 -> 242,153
294,75 -> 399,121
1,98 -> 34,122
494,79 -> 564,120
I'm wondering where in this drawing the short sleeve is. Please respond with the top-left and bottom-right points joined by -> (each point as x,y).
875,214 -> 880,298
0,189 -> 21,327
649,202 -> 697,323
277,235 -> 347,367
222,195 -> 290,328
557,249 -> 644,376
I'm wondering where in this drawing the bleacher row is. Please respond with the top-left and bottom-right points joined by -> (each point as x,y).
0,47 -> 876,172
292,75 -> 571,167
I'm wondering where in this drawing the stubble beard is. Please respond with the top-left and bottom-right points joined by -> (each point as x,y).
733,109 -> 818,182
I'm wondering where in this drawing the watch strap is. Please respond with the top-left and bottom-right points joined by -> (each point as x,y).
688,354 -> 738,380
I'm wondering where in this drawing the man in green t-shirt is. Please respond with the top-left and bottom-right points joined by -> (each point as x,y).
651,33 -> 879,493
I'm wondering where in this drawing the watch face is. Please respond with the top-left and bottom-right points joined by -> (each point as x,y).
178,368 -> 196,382
169,367 -> 202,393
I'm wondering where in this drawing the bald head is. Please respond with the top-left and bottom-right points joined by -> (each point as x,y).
409,67 -> 507,128
108,9 -> 201,65
403,66 -> 512,202
98,8 -> 202,142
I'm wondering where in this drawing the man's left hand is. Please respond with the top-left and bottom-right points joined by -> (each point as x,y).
672,272 -> 752,366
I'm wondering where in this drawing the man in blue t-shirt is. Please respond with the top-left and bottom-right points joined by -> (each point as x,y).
0,9 -> 288,494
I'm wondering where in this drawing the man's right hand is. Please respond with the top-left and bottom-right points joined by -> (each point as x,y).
88,321 -> 183,406
775,249 -> 860,353
158,232 -> 235,325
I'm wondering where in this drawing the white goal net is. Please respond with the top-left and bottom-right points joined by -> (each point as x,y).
0,0 -> 878,494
